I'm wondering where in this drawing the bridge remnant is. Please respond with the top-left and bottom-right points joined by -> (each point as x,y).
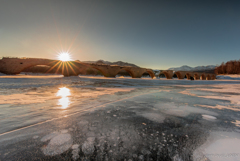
0,57 -> 86,77
0,57 -> 216,79
159,70 -> 174,79
157,70 -> 216,80
83,63 -> 121,77
0,57 -> 156,78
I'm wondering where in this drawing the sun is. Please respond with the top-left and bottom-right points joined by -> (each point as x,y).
57,52 -> 72,61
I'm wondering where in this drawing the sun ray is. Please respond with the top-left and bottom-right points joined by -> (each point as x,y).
67,30 -> 81,53
68,61 -> 81,70
62,61 -> 65,75
46,61 -> 62,74
66,62 -> 77,75
65,62 -> 69,76
55,62 -> 63,74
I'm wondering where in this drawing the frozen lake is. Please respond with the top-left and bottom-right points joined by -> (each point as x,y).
0,75 -> 240,161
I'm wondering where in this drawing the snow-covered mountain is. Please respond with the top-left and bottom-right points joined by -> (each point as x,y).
168,65 -> 193,71
82,60 -> 139,67
192,65 -> 216,71
168,65 -> 216,71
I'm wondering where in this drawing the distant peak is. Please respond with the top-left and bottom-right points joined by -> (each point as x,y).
168,65 -> 216,71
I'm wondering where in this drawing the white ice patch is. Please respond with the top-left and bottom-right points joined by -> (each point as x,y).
153,102 -> 218,118
139,112 -> 165,123
72,144 -> 80,160
203,139 -> 240,161
40,131 -> 60,142
41,132 -> 73,156
72,144 -> 80,149
78,120 -> 89,126
82,137 -> 95,155
33,135 -> 39,139
193,131 -> 240,161
202,114 -> 217,120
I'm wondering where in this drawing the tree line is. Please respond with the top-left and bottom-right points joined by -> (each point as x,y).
215,60 -> 240,74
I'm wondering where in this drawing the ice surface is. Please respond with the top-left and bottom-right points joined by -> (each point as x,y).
1,75 -> 240,160
33,135 -> 39,139
0,92 -> 55,104
82,137 -> 95,155
202,114 -> 217,120
72,144 -> 80,149
41,132 -> 73,156
217,75 -> 240,80
200,95 -> 240,105
40,131 -> 60,142
195,84 -> 240,94
60,129 -> 68,133
196,104 -> 240,112
139,112 -> 165,123
0,87 -> 135,105
180,84 -> 240,111
72,144 -> 80,160
153,102 -> 218,117
194,131 -> 240,161
232,120 -> 240,127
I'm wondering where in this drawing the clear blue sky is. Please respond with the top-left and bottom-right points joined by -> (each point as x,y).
0,0 -> 239,69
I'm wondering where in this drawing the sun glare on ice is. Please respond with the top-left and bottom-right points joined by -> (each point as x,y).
58,52 -> 72,61
56,87 -> 71,109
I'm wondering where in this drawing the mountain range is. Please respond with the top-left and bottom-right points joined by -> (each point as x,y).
82,60 -> 216,72
168,65 -> 216,71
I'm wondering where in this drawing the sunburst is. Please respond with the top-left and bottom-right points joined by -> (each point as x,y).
45,52 -> 81,76
57,52 -> 72,61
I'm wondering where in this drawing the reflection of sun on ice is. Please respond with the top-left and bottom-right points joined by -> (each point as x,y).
56,87 -> 71,109
57,52 -> 72,61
